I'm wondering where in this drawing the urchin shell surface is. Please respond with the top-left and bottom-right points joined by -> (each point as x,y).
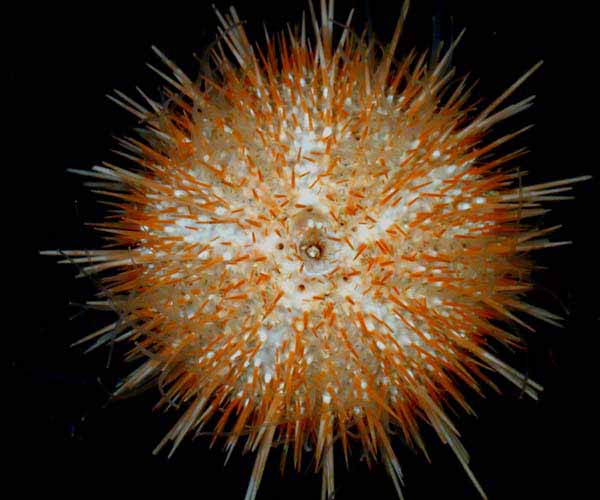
44,2 -> 589,499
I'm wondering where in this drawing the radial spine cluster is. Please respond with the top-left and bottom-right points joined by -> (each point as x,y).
45,1 -> 588,499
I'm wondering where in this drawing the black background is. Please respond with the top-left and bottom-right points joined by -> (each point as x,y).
11,0 -> 597,499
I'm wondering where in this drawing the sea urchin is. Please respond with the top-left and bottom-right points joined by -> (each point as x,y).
43,1 -> 589,498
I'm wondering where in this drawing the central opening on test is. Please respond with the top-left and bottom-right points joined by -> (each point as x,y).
305,244 -> 322,260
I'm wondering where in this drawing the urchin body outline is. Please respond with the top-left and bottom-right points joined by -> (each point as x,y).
42,2 -> 589,499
